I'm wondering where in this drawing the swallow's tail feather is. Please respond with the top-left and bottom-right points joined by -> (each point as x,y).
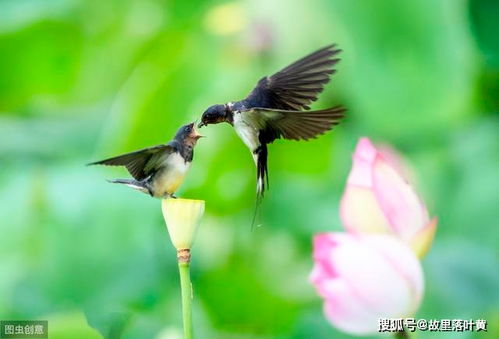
107,179 -> 150,195
250,144 -> 268,230
251,194 -> 262,231
255,143 -> 268,199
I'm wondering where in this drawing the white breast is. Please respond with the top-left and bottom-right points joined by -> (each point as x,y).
233,112 -> 260,152
152,153 -> 190,197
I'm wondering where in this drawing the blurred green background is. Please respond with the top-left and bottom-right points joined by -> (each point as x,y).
1,0 -> 498,338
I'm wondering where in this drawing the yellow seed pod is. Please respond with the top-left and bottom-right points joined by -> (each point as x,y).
162,198 -> 205,251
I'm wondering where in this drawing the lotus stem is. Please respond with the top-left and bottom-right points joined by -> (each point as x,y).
161,198 -> 204,339
177,249 -> 193,339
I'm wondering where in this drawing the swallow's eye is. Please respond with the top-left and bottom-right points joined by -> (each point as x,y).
186,126 -> 192,132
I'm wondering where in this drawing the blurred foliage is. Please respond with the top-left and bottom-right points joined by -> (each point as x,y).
0,0 -> 498,338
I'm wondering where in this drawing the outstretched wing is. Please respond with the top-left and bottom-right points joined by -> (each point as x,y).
88,144 -> 174,180
243,106 -> 345,144
244,45 -> 341,111
239,106 -> 345,199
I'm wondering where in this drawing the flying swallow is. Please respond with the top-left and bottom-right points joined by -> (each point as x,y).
88,123 -> 203,198
198,44 -> 345,198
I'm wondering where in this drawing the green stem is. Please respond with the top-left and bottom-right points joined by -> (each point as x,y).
178,258 -> 193,339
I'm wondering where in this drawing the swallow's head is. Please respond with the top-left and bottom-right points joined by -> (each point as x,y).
198,104 -> 227,128
176,122 -> 204,146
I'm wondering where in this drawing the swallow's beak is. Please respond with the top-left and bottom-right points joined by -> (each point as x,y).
197,121 -> 205,128
192,125 -> 204,139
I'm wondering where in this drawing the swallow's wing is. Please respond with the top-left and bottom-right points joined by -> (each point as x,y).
238,105 -> 344,200
243,106 -> 345,144
244,45 -> 341,111
88,144 -> 174,180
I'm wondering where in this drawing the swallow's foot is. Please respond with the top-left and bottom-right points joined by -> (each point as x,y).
171,194 -> 178,199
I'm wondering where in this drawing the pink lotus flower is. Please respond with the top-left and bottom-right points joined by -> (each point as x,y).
340,137 -> 437,257
310,233 -> 424,335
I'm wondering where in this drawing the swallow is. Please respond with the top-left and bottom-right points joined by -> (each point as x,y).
88,123 -> 203,198
198,44 -> 345,198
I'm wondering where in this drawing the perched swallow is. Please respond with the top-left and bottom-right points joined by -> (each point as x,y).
199,44 -> 345,198
88,123 -> 203,198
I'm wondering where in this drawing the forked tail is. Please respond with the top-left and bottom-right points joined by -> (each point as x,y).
256,143 -> 269,199
107,178 -> 150,195
251,144 -> 268,230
